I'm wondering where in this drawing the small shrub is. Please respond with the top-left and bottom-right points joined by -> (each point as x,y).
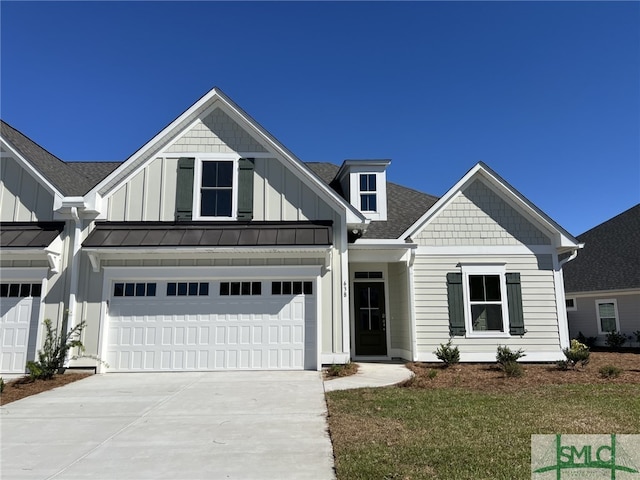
560,339 -> 590,370
577,331 -> 597,348
427,369 -> 438,380
434,340 -> 460,367
556,360 -> 569,371
605,331 -> 627,350
599,365 -> 622,378
0,377 -> 4,394
633,330 -> 640,344
496,345 -> 525,367
503,361 -> 524,378
26,319 -> 86,380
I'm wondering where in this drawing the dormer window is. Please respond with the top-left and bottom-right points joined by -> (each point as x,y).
359,174 -> 377,212
336,159 -> 390,221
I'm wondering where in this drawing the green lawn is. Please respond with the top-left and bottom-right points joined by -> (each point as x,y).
326,384 -> 640,480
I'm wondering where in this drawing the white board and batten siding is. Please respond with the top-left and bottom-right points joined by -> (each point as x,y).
0,154 -> 55,222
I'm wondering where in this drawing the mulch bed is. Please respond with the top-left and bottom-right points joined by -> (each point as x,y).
1,373 -> 92,405
405,351 -> 640,392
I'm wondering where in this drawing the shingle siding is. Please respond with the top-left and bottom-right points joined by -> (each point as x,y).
415,179 -> 551,246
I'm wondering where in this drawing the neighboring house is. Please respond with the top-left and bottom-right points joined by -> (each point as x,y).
563,204 -> 640,345
0,87 -> 581,374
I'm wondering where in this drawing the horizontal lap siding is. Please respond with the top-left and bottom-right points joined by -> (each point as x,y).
413,254 -> 561,354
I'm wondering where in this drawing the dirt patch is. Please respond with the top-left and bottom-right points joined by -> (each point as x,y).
404,351 -> 640,392
1,373 -> 92,405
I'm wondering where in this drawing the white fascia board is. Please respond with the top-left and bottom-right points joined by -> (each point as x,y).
102,265 -> 322,281
401,162 -> 580,249
86,87 -> 367,225
83,246 -> 331,258
350,239 -> 417,247
1,139 -> 63,201
0,267 -> 50,281
566,287 -> 640,298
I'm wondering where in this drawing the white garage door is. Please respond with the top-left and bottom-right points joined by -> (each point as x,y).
0,283 -> 42,374
106,279 -> 315,372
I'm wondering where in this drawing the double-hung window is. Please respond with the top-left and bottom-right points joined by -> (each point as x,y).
596,299 -> 619,333
359,174 -> 377,212
199,160 -> 234,218
462,265 -> 509,336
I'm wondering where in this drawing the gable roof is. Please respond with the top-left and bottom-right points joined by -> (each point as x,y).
87,87 -> 367,225
401,162 -> 580,250
306,162 -> 439,239
0,120 -> 105,196
563,204 -> 640,293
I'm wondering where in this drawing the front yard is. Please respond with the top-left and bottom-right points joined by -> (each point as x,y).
326,352 -> 640,480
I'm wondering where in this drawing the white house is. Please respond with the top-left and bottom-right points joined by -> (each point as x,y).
0,87 -> 581,374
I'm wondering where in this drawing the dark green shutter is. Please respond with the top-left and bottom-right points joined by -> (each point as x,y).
506,273 -> 525,335
447,272 -> 466,336
175,157 -> 195,221
237,157 -> 254,221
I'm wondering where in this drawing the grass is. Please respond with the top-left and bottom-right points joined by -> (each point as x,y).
327,385 -> 640,480
326,351 -> 640,480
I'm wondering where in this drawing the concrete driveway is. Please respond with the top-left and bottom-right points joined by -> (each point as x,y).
1,372 -> 335,480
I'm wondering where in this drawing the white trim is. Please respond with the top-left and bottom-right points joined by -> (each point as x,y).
416,350 -> 565,363
352,239 -> 417,247
461,264 -> 510,337
595,298 -> 621,334
192,154 -> 239,220
340,217 -> 351,355
415,245 -> 557,255
0,267 -> 49,281
349,248 -> 412,263
401,162 -> 580,250
321,353 -> 350,365
87,88 -> 367,226
553,255 -> 571,349
407,250 -> 418,362
315,273 -> 322,371
102,265 -> 322,281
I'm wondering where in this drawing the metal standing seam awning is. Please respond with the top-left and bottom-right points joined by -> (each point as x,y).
81,221 -> 334,271
0,222 -> 66,273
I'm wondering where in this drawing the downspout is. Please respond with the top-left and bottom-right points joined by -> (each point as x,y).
407,246 -> 418,361
554,245 -> 583,350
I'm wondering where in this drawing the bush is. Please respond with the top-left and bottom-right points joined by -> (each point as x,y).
633,330 -> 640,344
496,346 -> 525,378
605,331 -> 627,349
434,340 -> 460,367
0,377 -> 4,394
503,361 -> 524,377
599,365 -> 622,378
26,319 -> 86,380
427,369 -> 438,380
576,331 -> 597,348
496,345 -> 525,367
559,339 -> 590,370
325,362 -> 358,378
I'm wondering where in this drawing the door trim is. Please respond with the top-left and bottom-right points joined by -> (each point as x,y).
351,276 -> 391,360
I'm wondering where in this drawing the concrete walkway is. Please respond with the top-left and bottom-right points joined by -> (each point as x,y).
1,371 -> 334,480
323,362 -> 413,392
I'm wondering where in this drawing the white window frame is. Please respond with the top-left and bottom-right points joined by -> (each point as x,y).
461,264 -> 510,338
358,173 -> 378,213
565,297 -> 577,311
596,299 -> 620,334
192,154 -> 239,220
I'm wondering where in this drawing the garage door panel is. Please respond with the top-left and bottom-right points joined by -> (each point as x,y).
107,283 -> 312,371
1,295 -> 41,374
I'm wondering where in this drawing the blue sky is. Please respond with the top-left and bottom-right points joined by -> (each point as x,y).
2,1 -> 638,236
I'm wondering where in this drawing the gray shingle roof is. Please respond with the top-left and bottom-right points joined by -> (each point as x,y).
563,204 -> 640,292
0,120 -> 118,196
306,162 -> 438,240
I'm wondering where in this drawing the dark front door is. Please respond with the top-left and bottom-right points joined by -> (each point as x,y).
354,282 -> 387,356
